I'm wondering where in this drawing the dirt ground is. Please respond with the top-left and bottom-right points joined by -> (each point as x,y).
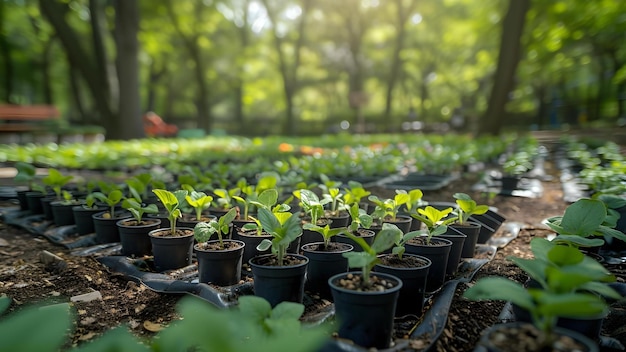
0,143 -> 625,351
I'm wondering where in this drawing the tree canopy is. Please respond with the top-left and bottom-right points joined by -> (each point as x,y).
1,0 -> 625,139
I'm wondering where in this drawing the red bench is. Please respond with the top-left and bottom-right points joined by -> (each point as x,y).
0,104 -> 60,133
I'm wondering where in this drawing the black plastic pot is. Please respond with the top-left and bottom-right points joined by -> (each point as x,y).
50,201 -> 78,226
471,210 -> 505,244
195,239 -> 245,286
449,222 -> 481,258
149,228 -> 195,272
41,196 -> 56,220
336,229 -> 375,252
249,253 -> 308,307
386,215 -> 413,234
328,271 -> 402,349
500,176 -> 520,191
374,254 -> 431,317
233,230 -> 272,265
512,303 -> 608,341
117,218 -> 161,257
326,211 -> 350,228
16,188 -> 29,210
438,232 -> 466,275
301,242 -> 353,299
92,211 -> 131,244
300,219 -> 331,246
25,191 -> 47,214
72,205 -> 105,235
405,237 -> 452,293
475,322 -> 598,352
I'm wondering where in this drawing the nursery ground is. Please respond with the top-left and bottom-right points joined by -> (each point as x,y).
0,154 -> 625,351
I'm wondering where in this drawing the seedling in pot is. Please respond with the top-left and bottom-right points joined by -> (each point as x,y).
92,189 -> 124,218
453,193 -> 488,225
402,188 -> 426,215
544,198 -> 626,248
342,180 -> 371,207
302,223 -> 347,248
409,205 -> 454,244
194,207 -> 238,249
152,189 -> 189,236
14,162 -> 37,190
213,186 -> 241,211
182,186 -> 214,222
241,189 -> 284,235
295,189 -> 326,226
342,223 -> 403,287
464,237 -> 622,346
368,191 -> 410,223
121,197 -> 159,225
346,202 -> 373,234
43,168 -> 74,200
256,207 -> 302,266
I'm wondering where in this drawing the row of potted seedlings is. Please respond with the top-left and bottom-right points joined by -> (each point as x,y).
11,164 -> 507,349
465,197 -> 626,351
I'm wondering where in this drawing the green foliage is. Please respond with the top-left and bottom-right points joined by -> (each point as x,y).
14,162 -> 37,189
368,191 -> 411,222
213,187 -> 241,210
545,198 -> 626,248
302,223 -> 346,247
452,193 -> 489,224
342,181 -> 371,206
342,223 -> 402,286
42,168 -> 73,200
256,207 -> 302,266
0,296 -> 73,352
464,237 -> 621,339
183,186 -> 214,221
121,198 -> 159,224
409,205 -> 454,244
194,207 -> 238,248
92,189 -> 124,217
296,189 -> 327,226
346,202 -> 373,233
152,189 -> 188,236
0,294 -> 326,352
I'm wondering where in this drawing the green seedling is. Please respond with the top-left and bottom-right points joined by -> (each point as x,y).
152,189 -> 188,236
342,223 -> 403,286
194,207 -> 238,249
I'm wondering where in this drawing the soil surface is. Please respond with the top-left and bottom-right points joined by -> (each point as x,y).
1,142 -> 625,351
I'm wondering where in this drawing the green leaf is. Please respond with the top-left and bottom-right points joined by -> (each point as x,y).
71,326 -> 150,352
464,277 -> 535,312
508,257 -> 548,288
270,301 -> 305,321
237,296 -> 272,323
560,199 -> 606,235
546,245 -> 584,266
0,302 -> 72,352
257,239 -> 272,251
371,223 -> 402,254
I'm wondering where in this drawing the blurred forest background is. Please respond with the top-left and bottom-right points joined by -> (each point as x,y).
1,0 -> 626,139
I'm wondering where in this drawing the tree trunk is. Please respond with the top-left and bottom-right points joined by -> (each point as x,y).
39,0 -> 115,132
68,65 -> 86,121
113,0 -> 143,140
0,1 -> 14,103
383,0 -> 417,121
41,39 -> 54,105
477,0 -> 530,136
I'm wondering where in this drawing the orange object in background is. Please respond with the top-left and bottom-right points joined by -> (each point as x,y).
143,112 -> 178,137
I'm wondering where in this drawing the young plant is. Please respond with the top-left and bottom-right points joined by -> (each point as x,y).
409,206 -> 456,244
92,188 -> 124,218
368,191 -> 411,222
242,189 -> 283,236
194,207 -> 238,249
302,223 -> 347,248
402,189 -> 426,215
121,197 -> 159,225
342,181 -> 371,207
297,189 -> 326,225
183,186 -> 214,222
342,223 -> 403,287
464,237 -> 621,345
346,202 -> 373,234
545,198 -> 626,248
213,186 -> 241,210
14,162 -> 37,190
453,193 -> 489,225
42,168 -> 73,200
152,189 -> 189,236
256,207 -> 302,266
